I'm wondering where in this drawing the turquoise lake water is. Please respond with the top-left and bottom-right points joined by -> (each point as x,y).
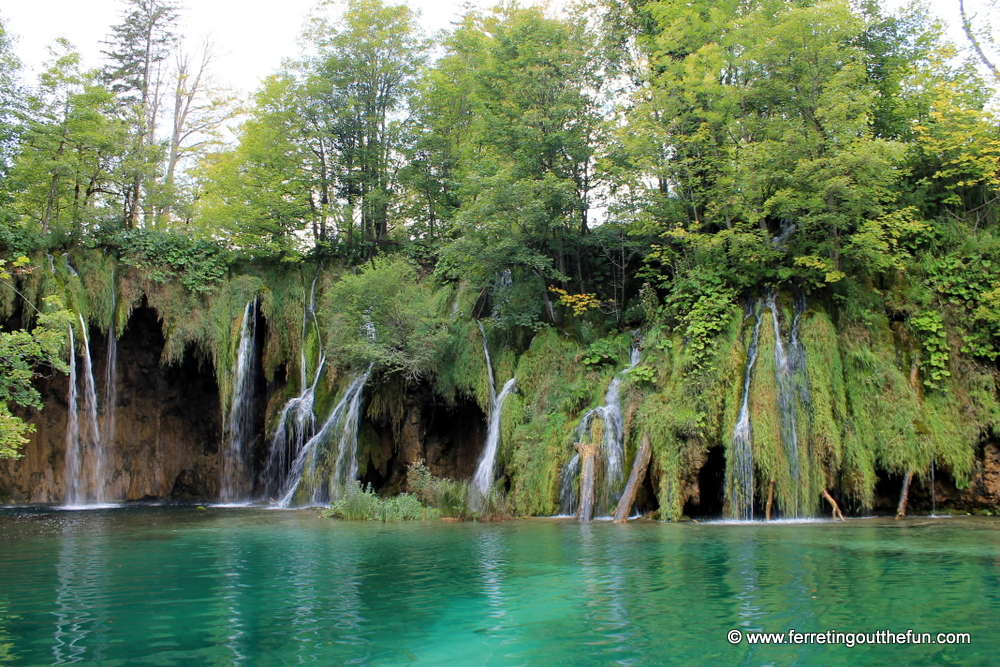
0,507 -> 997,666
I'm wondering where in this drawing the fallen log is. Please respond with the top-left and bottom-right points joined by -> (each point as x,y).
765,479 -> 775,521
612,433 -> 652,523
822,488 -> 845,521
896,470 -> 914,520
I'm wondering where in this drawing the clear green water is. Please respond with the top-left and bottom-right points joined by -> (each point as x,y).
0,509 -> 998,666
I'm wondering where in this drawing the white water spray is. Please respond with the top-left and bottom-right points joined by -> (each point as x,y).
220,301 -> 257,503
559,343 -> 642,516
471,376 -> 517,498
276,367 -> 371,507
729,306 -> 763,521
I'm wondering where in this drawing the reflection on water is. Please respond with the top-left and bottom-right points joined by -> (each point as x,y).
0,509 -> 998,666
52,517 -> 112,664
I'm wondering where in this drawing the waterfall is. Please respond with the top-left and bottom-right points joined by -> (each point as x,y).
263,357 -> 325,498
77,315 -> 104,501
729,306 -> 763,521
471,377 -> 517,498
220,300 -> 257,504
276,367 -> 371,508
264,283 -> 326,498
768,294 -> 801,517
477,320 -> 497,408
327,369 -> 370,505
560,344 -> 642,516
63,325 -> 81,505
63,317 -> 111,507
558,453 -> 580,516
103,282 -> 118,466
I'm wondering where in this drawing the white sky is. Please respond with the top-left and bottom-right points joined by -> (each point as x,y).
0,0 -> 978,98
0,0 -> 495,96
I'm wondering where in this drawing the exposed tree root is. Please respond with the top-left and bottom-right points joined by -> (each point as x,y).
896,470 -> 914,520
822,488 -> 845,521
613,433 -> 651,523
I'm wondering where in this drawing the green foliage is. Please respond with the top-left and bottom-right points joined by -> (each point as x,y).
581,334 -> 627,367
0,286 -> 71,457
112,228 -> 230,293
432,318 -> 493,412
406,459 -> 471,518
628,365 -> 655,384
323,481 -> 438,521
910,310 -> 951,388
321,258 -> 446,381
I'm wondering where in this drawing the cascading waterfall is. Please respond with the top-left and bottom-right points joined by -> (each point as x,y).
326,369 -> 370,506
276,367 -> 371,508
220,300 -> 257,504
558,344 -> 642,516
63,325 -> 81,504
558,454 -> 581,516
63,317 -> 110,506
77,315 -> 104,501
471,377 -> 517,499
102,317 -> 118,494
471,319 -> 515,499
768,293 -> 801,517
263,282 -> 326,498
729,305 -> 763,521
264,361 -> 324,498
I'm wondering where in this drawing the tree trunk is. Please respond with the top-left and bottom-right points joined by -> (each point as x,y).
576,442 -> 599,523
896,470 -> 914,520
822,489 -> 845,521
765,479 -> 775,521
613,433 -> 651,523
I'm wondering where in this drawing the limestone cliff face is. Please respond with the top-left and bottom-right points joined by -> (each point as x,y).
3,304 -> 998,514
872,443 -> 1000,515
0,308 -> 222,503
359,389 -> 487,492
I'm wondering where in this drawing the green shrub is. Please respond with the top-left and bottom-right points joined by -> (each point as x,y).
323,481 -> 439,521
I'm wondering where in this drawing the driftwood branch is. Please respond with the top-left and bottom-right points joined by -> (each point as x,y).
765,479 -> 776,521
896,470 -> 914,520
613,433 -> 652,523
822,488 -> 845,521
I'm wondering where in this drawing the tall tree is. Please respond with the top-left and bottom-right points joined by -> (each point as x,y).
0,16 -> 23,188
101,0 -> 178,227
426,5 -> 605,305
155,42 -> 237,225
309,0 -> 428,248
9,41 -> 126,235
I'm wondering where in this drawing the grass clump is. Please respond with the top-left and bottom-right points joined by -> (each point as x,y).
323,481 -> 439,521
406,460 -> 512,521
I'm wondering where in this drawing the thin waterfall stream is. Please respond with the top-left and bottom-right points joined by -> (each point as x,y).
220,300 -> 257,504
729,305 -> 763,521
558,343 -> 642,518
471,377 -> 517,500
769,294 -> 801,517
63,317 -> 111,506
276,367 -> 371,508
63,324 -> 81,505
77,315 -> 103,502
471,321 -> 516,500
264,282 -> 327,498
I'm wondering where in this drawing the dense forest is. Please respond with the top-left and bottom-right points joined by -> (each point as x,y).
1,0 -> 1000,520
